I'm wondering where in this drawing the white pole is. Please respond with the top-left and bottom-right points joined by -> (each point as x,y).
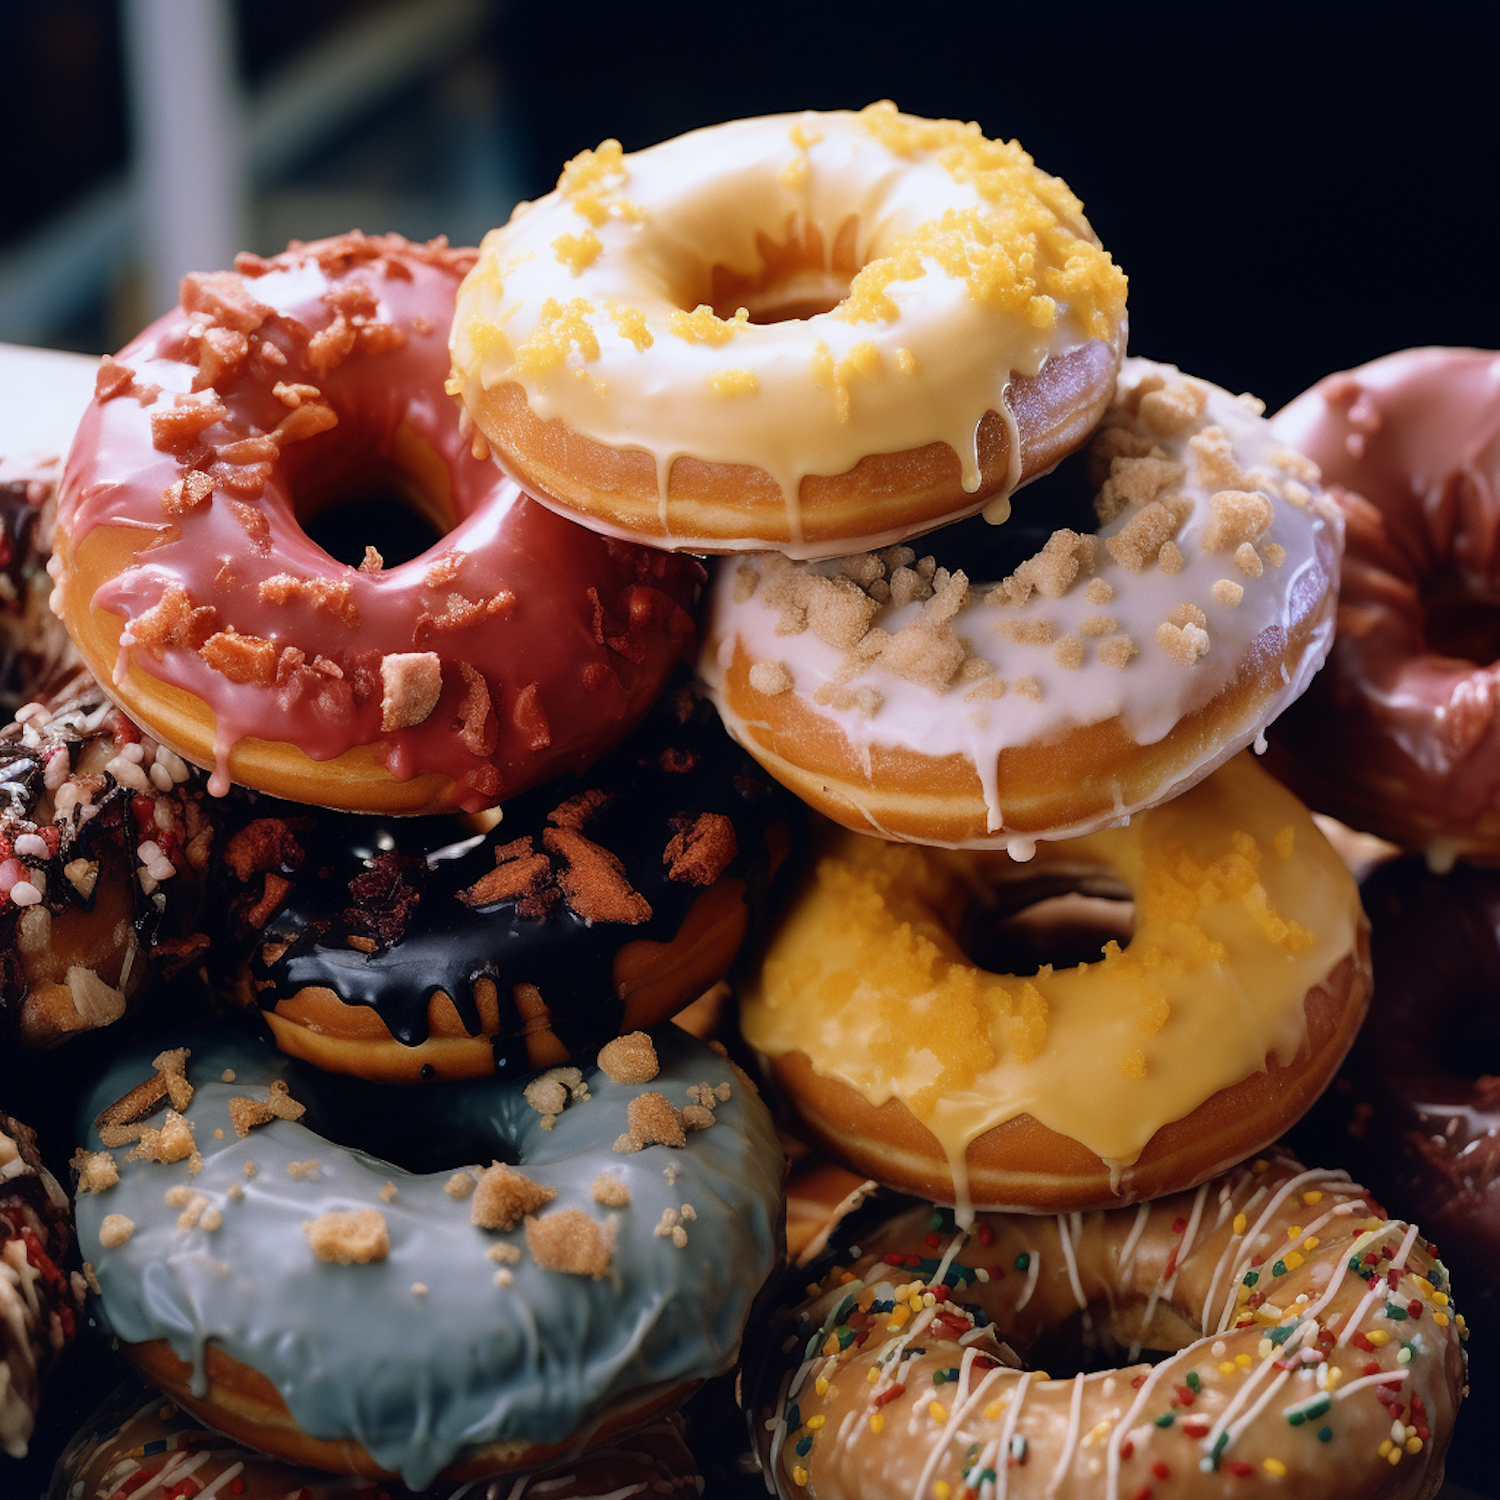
121,0 -> 247,319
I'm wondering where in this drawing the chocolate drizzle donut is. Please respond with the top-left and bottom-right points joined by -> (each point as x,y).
0,671 -> 213,1046
1301,854 -> 1500,1294
213,686 -> 802,1080
0,1109 -> 84,1458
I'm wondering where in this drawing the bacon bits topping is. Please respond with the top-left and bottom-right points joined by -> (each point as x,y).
380,652 -> 443,731
663,812 -> 737,886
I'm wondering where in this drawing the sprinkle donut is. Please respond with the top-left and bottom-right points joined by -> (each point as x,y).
53,1382 -> 704,1500
701,358 -> 1342,853
1268,348 -> 1500,864
0,670 -> 212,1047
213,687 -> 801,1081
746,1152 -> 1467,1500
741,755 -> 1371,1211
52,232 -> 703,815
72,1026 -> 782,1488
450,105 -> 1127,557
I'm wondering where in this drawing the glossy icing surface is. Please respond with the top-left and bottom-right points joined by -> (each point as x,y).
213,687 -> 801,1067
1269,348 -> 1500,854
741,756 -> 1362,1190
74,1026 -> 783,1488
54,234 -> 701,811
701,359 -> 1342,851
451,106 -> 1125,548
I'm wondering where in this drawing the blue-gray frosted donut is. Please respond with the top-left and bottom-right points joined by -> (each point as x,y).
72,1025 -> 782,1487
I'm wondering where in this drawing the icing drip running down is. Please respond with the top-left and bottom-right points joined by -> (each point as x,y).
451,105 -> 1126,553
700,358 -> 1342,849
744,1154 -> 1468,1500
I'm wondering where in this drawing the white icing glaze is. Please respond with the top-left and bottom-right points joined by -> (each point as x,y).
700,357 -> 1342,846
450,106 -> 1124,552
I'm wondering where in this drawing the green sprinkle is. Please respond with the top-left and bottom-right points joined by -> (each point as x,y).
1015,1253 -> 1031,1272
928,1210 -> 945,1231
835,1326 -> 854,1349
1243,1270 -> 1260,1286
1186,1371 -> 1200,1391
1317,1426 -> 1334,1443
1154,1412 -> 1175,1428
1384,1302 -> 1408,1321
796,1436 -> 813,1457
1272,1260 -> 1287,1277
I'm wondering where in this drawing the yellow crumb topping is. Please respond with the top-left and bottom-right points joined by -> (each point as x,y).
558,139 -> 626,199
896,347 -> 917,376
465,317 -> 512,363
670,304 -> 750,346
607,302 -> 653,352
512,297 -> 599,376
811,339 -> 883,422
708,368 -> 759,397
779,156 -> 810,190
789,122 -> 824,150
552,230 -> 602,274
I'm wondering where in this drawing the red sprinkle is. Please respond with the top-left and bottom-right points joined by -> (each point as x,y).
1182,1421 -> 1210,1439
873,1383 -> 906,1409
1172,1384 -> 1195,1407
931,1285 -> 950,1303
1361,1361 -> 1381,1377
1172,1217 -> 1187,1234
1120,1439 -> 1135,1460
1227,1461 -> 1255,1478
1131,1487 -> 1152,1500
977,1224 -> 994,1246
925,1233 -> 941,1249
1152,1462 -> 1171,1481
1408,1300 -> 1424,1319
1351,1333 -> 1376,1353
1131,1375 -> 1147,1389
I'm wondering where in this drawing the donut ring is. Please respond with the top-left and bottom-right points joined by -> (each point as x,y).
745,1152 -> 1467,1500
1268,348 -> 1500,863
53,1382 -> 704,1500
213,686 -> 801,1082
701,358 -> 1342,854
0,670 -> 212,1047
1300,855 -> 1500,1295
53,232 -> 702,816
740,755 -> 1371,1211
451,105 -> 1127,558
72,1027 -> 782,1488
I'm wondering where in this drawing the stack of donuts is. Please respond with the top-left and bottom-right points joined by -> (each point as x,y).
0,102 -> 1488,1500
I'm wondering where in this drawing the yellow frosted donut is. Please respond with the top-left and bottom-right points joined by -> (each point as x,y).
740,755 -> 1372,1212
450,104 -> 1128,557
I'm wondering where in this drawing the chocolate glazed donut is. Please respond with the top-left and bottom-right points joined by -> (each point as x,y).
212,686 -> 802,1081
1298,854 -> 1500,1294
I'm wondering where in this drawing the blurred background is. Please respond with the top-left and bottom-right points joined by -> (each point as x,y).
3,0 -> 1500,411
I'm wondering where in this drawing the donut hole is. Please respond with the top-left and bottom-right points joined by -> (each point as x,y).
1432,992 -> 1500,1082
1022,1299 -> 1204,1376
702,215 -> 858,326
289,1069 -> 520,1175
301,485 -> 446,571
961,872 -> 1136,976
1420,567 -> 1500,665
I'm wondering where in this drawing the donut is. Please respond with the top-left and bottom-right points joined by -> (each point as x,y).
744,1151 -> 1467,1500
0,456 -> 76,713
71,1025 -> 782,1487
1267,347 -> 1500,864
1298,854 -> 1500,1297
52,231 -> 703,816
740,754 -> 1372,1212
700,357 -> 1342,854
450,104 -> 1127,558
52,1382 -> 703,1499
0,1109 -> 84,1459
0,670 -> 212,1047
212,685 -> 801,1082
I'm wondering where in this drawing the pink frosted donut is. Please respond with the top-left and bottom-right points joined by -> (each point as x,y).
53,233 -> 702,814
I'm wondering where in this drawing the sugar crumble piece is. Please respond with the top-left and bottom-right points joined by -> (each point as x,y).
525,1208 -> 615,1278
1098,635 -> 1138,668
1212,579 -> 1245,607
524,1066 -> 590,1126
493,1268 -> 514,1287
1167,602 -> 1207,629
1105,501 -> 1180,573
220,1069 -> 236,1083
411,1281 -> 429,1297
1053,634 -> 1085,670
1202,490 -> 1274,554
379,652 -> 443,731
444,1171 -> 477,1200
682,1104 -> 716,1131
286,1159 -> 321,1180
471,1163 -> 557,1231
1156,619 -> 1211,666
1189,426 -> 1249,489
1157,540 -> 1185,576
1265,542 -> 1286,567
663,1163 -> 680,1186
1094,456 -> 1185,524
303,1209 -> 389,1264
596,1032 -> 659,1085
127,1110 -> 196,1165
1085,578 -> 1115,606
623,1092 -> 687,1150
99,1214 -> 135,1249
1015,676 -> 1042,700
964,677 -> 1006,703
227,1182 -> 244,1202
227,1079 -> 305,1138
380,1180 -> 397,1203
733,564 -> 759,602
487,1242 -> 522,1264
1235,542 -> 1264,578
151,1048 -> 193,1112
243,1161 -> 257,1178
71,1149 -> 119,1195
592,1173 -> 631,1207
748,660 -> 793,696
654,1206 -> 692,1248
1137,377 -> 1207,437
1079,615 -> 1117,637
998,619 -> 1054,645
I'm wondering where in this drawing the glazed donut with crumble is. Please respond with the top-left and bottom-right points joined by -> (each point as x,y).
52,232 -> 702,816
213,687 -> 800,1082
72,1026 -> 782,1487
740,755 -> 1371,1212
746,1152 -> 1466,1500
701,357 -> 1342,853
450,104 -> 1127,558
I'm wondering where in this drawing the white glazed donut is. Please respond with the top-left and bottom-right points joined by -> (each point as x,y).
450,104 -> 1127,557
700,358 -> 1343,852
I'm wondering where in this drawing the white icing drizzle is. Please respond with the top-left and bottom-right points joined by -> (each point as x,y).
1117,1204 -> 1151,1282
1057,1213 -> 1087,1311
1334,1368 -> 1410,1401
1104,1357 -> 1176,1500
1015,1249 -> 1043,1311
993,1372 -> 1036,1500
1044,1373 -> 1087,1498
